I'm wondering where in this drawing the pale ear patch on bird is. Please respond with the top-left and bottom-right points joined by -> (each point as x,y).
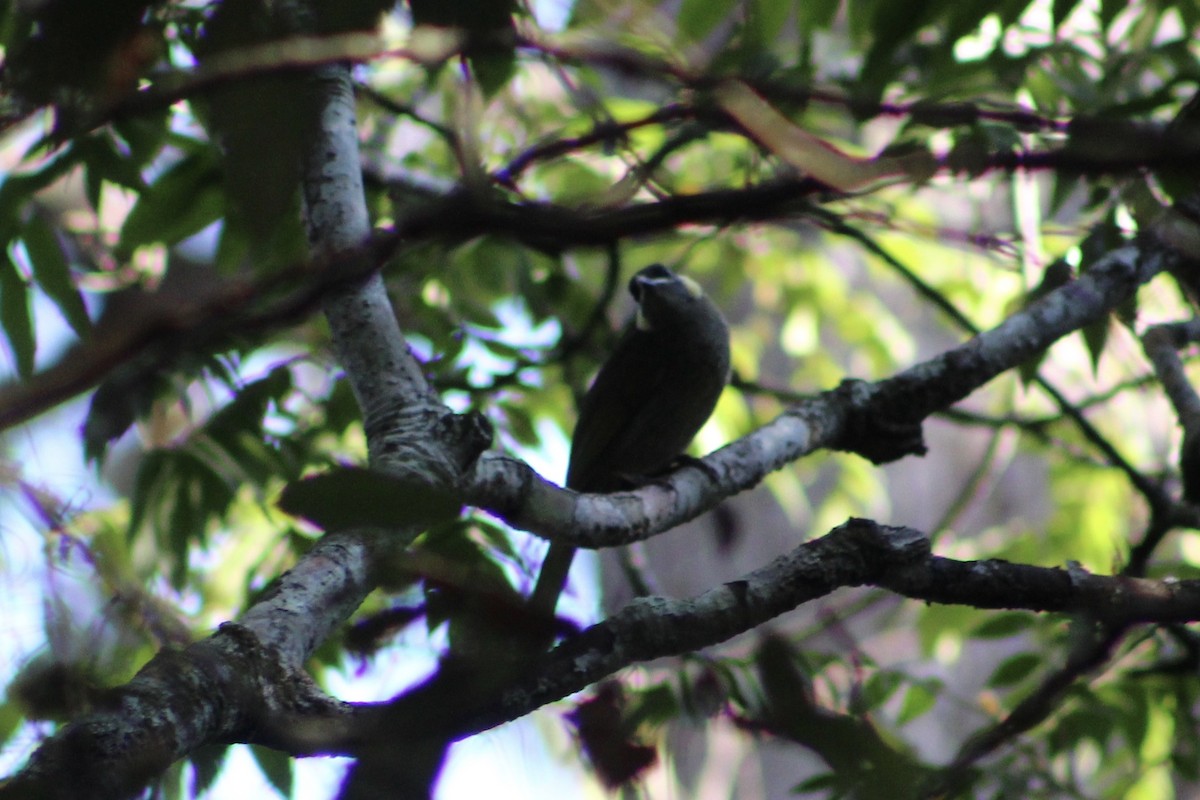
678,274 -> 703,298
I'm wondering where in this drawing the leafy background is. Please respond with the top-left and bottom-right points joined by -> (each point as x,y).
1,0 -> 1198,797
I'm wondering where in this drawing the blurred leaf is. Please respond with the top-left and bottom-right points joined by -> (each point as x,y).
897,680 -> 940,725
859,670 -> 905,713
1081,315 -> 1110,376
796,0 -> 839,30
408,0 -> 516,96
324,378 -> 363,435
1049,704 -> 1115,753
313,0 -> 396,34
188,744 -> 228,798
678,0 -> 737,44
0,701 -> 23,749
249,743 -> 293,797
626,683 -> 679,729
22,213 -> 91,337
1016,258 -> 1073,386
416,520 -> 527,652
467,50 -> 516,99
112,109 -> 171,167
1048,171 -> 1083,217
1098,0 -> 1125,28
469,517 -> 519,561
502,404 -> 539,447
199,366 -> 297,484
76,132 -> 149,209
0,253 -> 35,377
971,612 -> 1034,640
1109,680 -> 1151,753
567,682 -> 658,789
279,467 -> 462,531
192,0 -> 317,269
0,148 -> 82,238
83,367 -> 168,463
988,653 -> 1042,689
117,150 -> 224,259
793,772 -> 841,793
755,634 -> 814,721
1051,0 -> 1079,28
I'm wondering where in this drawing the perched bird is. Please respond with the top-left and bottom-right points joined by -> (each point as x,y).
528,264 -> 732,626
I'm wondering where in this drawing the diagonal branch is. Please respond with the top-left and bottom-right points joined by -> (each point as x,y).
372,519 -> 1200,745
465,238 -> 1177,549
0,177 -> 824,432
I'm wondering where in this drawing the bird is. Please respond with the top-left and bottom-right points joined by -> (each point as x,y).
527,263 -> 732,631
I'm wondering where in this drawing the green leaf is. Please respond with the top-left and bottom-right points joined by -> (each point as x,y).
249,744 -> 293,797
22,214 -> 91,337
213,214 -> 251,274
1080,315 -> 1110,376
157,761 -> 185,800
944,3 -> 1002,45
1098,0 -> 1124,29
0,700 -> 23,750
970,612 -> 1033,639
744,0 -> 792,55
796,0 -> 838,30
503,404 -> 539,446
793,772 -> 841,793
1048,171 -> 1083,217
859,670 -> 905,713
83,366 -> 169,463
1111,681 -> 1150,752
627,683 -> 679,728
470,517 -> 519,560
678,0 -> 736,43
1015,258 -> 1073,386
199,367 -> 295,484
323,378 -> 361,435
117,151 -> 224,258
0,253 -> 35,377
1051,0 -> 1078,28
113,108 -> 171,167
987,653 -> 1041,688
188,744 -> 229,797
1049,704 -> 1114,753
128,449 -> 170,540
858,0 -> 936,104
279,467 -> 462,531
897,680 -> 940,725
0,147 -> 82,238
1017,347 -> 1047,387
469,49 -> 516,99
76,132 -> 149,198
754,634 -> 814,724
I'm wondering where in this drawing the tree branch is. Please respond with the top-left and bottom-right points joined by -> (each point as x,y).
443,519 -> 1200,739
465,238 -> 1177,548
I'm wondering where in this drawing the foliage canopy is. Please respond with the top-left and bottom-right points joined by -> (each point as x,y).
1,0 -> 1200,798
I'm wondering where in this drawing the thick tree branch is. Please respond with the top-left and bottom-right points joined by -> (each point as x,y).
2,620 -> 347,799
828,214 -> 1173,509
6,182 -> 1178,436
465,239 -> 1176,548
368,519 -> 1200,744
4,58 -> 468,800
0,178 -> 823,432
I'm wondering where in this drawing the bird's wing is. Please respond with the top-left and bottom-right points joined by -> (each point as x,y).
566,328 -> 668,491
